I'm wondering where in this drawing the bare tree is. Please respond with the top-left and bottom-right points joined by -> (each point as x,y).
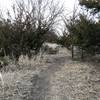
0,0 -> 64,60
62,3 -> 80,59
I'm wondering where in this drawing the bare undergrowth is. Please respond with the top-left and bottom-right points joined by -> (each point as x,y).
0,48 -> 100,100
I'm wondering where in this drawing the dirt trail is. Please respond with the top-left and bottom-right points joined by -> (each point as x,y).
0,49 -> 100,100
29,55 -> 69,100
28,54 -> 100,100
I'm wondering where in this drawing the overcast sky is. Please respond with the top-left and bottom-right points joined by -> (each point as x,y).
0,0 -> 79,34
0,0 -> 79,15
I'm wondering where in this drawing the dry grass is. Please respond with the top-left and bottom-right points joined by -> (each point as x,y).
0,48 -> 100,100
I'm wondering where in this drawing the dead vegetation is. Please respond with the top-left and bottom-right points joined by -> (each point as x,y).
0,48 -> 100,100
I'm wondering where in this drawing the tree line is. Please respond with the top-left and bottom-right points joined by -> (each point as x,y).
60,0 -> 100,59
0,0 -> 63,60
0,0 -> 100,60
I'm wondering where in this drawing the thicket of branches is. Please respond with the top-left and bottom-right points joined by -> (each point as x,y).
0,0 -> 63,60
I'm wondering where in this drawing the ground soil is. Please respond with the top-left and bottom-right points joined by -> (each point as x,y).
0,48 -> 100,100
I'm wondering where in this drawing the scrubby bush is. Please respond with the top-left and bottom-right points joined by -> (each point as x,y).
0,0 -> 63,60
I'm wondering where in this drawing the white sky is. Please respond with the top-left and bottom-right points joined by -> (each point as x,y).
0,0 -> 79,15
0,0 -> 79,35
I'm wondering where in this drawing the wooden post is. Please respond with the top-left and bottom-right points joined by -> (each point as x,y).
72,45 -> 74,59
81,47 -> 84,59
